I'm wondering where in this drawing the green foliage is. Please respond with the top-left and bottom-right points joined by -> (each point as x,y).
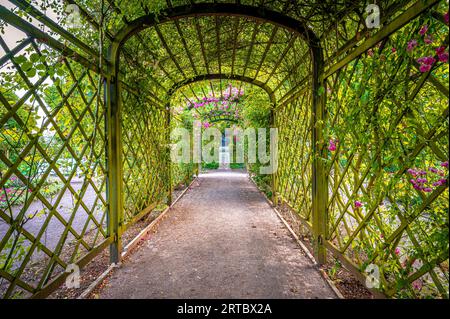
230,163 -> 244,169
202,161 -> 219,170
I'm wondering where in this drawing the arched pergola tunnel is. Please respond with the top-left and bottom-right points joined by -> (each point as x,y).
0,0 -> 448,299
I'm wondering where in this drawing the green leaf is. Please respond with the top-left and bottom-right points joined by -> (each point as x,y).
22,61 -> 33,71
30,53 -> 40,62
14,55 -> 27,64
26,68 -> 36,77
317,86 -> 325,96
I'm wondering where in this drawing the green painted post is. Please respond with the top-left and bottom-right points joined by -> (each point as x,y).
270,108 -> 278,206
106,54 -> 123,264
166,108 -> 173,205
311,46 -> 327,265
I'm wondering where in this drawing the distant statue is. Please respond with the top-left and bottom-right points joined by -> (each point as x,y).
219,132 -> 230,169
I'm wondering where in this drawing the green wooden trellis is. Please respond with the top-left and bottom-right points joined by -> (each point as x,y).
0,0 -> 448,299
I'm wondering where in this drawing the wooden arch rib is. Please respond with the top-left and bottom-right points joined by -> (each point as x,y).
108,3 -> 324,96
167,74 -> 276,107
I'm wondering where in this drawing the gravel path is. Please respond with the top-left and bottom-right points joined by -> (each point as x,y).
98,170 -> 336,299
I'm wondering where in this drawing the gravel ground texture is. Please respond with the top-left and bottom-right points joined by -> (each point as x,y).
97,170 -> 337,299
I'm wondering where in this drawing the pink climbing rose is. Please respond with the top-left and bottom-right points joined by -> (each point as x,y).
407,168 -> 418,177
438,52 -> 448,62
424,35 -> 433,44
417,56 -> 435,65
395,248 -> 401,255
417,56 -> 435,73
412,280 -> 423,291
429,167 -> 438,173
391,47 -> 397,53
354,201 -> 363,208
441,161 -> 449,168
328,139 -> 337,152
436,46 -> 449,62
419,25 -> 428,36
432,179 -> 447,187
419,64 -> 432,72
444,11 -> 449,25
407,39 -> 418,52
436,46 -> 446,55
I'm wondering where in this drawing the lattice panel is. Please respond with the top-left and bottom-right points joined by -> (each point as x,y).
0,25 -> 107,298
121,88 -> 168,225
275,87 -> 313,225
170,116 -> 195,190
324,12 -> 449,298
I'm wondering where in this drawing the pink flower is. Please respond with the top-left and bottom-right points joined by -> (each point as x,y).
328,139 -> 337,152
419,25 -> 428,36
424,35 -> 433,44
412,280 -> 423,291
419,64 -> 432,72
395,248 -> 401,255
436,46 -> 446,55
391,47 -> 397,53
444,11 -> 449,25
354,201 -> 363,208
423,187 -> 433,193
417,56 -> 436,72
425,56 -> 436,64
429,167 -> 438,173
441,161 -> 449,168
432,179 -> 446,187
438,52 -> 448,63
407,39 -> 418,52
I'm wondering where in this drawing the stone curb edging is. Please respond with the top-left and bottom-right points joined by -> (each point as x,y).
248,174 -> 345,299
